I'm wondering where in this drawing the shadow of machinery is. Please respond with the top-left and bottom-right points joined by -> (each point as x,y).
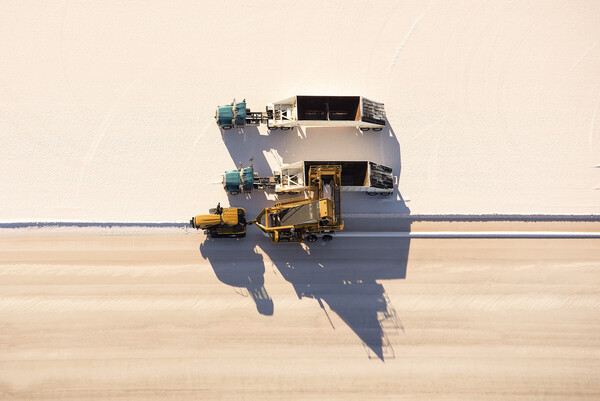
198,231 -> 409,361
220,118 -> 406,216
261,234 -> 409,361
208,118 -> 411,360
199,236 -> 273,316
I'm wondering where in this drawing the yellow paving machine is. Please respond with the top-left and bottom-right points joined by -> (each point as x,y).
189,203 -> 247,238
190,165 -> 344,243
252,165 -> 344,243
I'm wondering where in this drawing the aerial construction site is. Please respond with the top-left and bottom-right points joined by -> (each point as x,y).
1,1 -> 599,400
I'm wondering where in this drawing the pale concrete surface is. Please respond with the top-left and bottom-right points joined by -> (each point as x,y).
1,0 -> 600,221
1,228 -> 599,400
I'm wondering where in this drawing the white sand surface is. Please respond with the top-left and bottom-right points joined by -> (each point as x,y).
1,230 -> 599,400
1,1 -> 599,222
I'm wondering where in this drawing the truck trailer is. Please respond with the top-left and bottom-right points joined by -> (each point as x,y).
215,95 -> 386,131
223,161 -> 393,196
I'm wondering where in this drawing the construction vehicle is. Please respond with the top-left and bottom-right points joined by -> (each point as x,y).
215,95 -> 386,131
223,160 -> 394,196
191,165 -> 344,243
189,203 -> 247,238
252,165 -> 344,243
215,99 -> 266,130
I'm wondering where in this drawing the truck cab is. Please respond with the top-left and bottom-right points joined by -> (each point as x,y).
215,100 -> 247,130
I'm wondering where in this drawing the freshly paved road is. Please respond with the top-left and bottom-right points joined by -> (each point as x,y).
1,226 -> 599,400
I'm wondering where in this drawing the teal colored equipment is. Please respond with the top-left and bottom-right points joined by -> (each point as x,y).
215,99 -> 264,130
215,100 -> 247,130
223,166 -> 254,194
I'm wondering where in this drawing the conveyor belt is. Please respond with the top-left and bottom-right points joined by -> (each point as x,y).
270,201 -> 320,227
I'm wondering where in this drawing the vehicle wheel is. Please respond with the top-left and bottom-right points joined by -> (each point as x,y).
307,234 -> 318,243
322,234 -> 333,242
222,125 -> 232,130
359,127 -> 370,131
381,192 -> 392,196
373,127 -> 383,132
287,191 -> 300,195
269,126 -> 278,131
280,126 -> 291,130
367,192 -> 378,196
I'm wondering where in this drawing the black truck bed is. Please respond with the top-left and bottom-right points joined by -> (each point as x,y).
302,161 -> 393,190
296,96 -> 361,121
304,161 -> 368,186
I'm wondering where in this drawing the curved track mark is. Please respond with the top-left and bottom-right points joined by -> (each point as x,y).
76,62 -> 158,196
388,5 -> 432,73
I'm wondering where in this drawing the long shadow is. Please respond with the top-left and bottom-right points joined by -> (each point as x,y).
199,236 -> 273,316
208,119 -> 411,360
261,234 -> 409,360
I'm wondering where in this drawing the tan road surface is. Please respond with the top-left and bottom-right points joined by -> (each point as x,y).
1,228 -> 599,400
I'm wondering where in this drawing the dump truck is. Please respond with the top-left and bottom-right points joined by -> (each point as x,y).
223,161 -> 394,196
191,165 -> 344,243
252,165 -> 344,243
215,95 -> 386,131
189,203 -> 247,238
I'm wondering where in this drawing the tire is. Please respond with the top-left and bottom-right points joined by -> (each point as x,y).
359,127 -> 370,132
367,192 -> 378,196
222,125 -> 232,130
381,192 -> 392,196
373,127 -> 383,132
280,127 -> 291,131
322,234 -> 333,242
269,126 -> 278,131
307,234 -> 318,243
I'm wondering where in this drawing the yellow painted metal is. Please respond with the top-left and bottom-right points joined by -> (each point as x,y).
319,199 -> 332,219
221,207 -> 240,226
193,207 -> 245,230
193,214 -> 221,228
251,165 -> 344,243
